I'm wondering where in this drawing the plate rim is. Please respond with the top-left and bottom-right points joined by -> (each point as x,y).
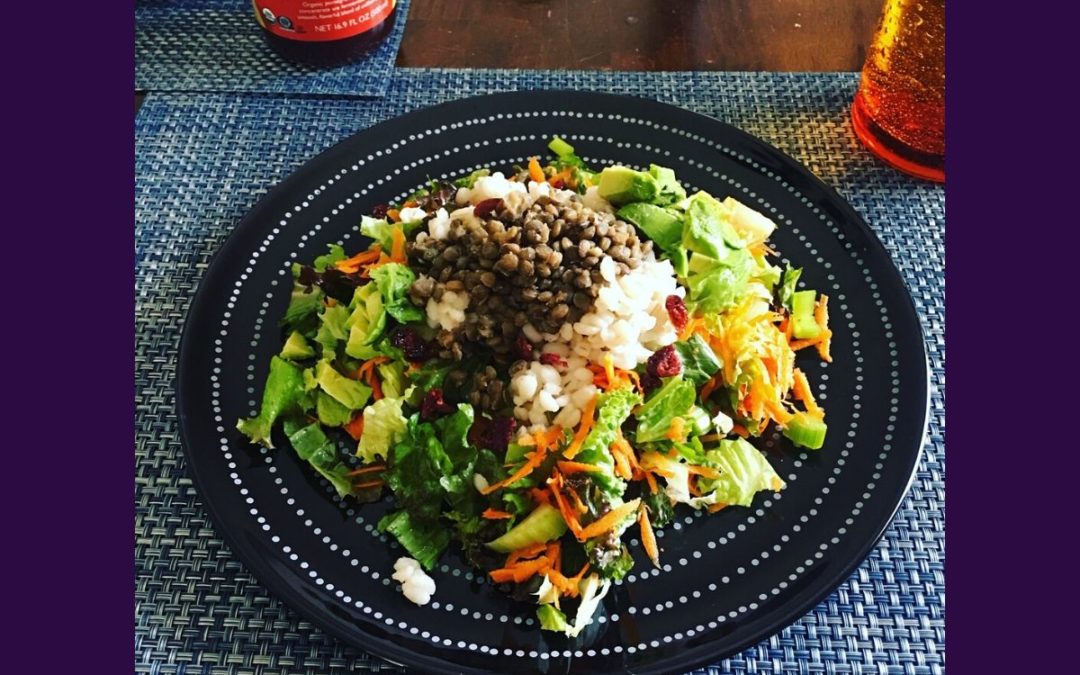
176,90 -> 931,674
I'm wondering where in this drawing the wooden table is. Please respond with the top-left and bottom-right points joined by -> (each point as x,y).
135,0 -> 880,110
399,0 -> 881,71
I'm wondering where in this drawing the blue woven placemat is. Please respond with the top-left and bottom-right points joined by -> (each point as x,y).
135,0 -> 410,96
135,70 -> 944,674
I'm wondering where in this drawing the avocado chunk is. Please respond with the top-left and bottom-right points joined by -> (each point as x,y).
280,330 -> 316,361
486,503 -> 568,553
597,165 -> 659,206
648,164 -> 687,205
617,202 -> 683,252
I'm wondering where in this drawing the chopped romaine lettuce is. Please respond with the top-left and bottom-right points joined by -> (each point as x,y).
681,192 -> 744,259
314,303 -> 350,359
282,282 -> 323,330
315,390 -> 353,427
370,262 -> 425,323
280,330 -> 316,361
778,265 -> 803,311
236,356 -> 305,448
378,510 -> 450,571
572,387 -> 642,494
697,438 -> 786,507
312,243 -> 346,271
674,334 -> 722,386
344,284 -> 387,359
634,377 -> 696,443
356,395 -> 408,462
684,248 -> 754,314
376,360 -> 407,399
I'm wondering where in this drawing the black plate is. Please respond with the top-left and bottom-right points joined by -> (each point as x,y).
177,91 -> 928,674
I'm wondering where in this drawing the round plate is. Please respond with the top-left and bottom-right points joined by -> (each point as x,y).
177,91 -> 928,674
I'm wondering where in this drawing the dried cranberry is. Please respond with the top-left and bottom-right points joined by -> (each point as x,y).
665,295 -> 689,332
513,332 -> 535,361
420,389 -> 454,421
474,198 -> 504,218
641,371 -> 662,394
647,345 -> 682,378
391,327 -> 434,362
539,353 -> 567,369
370,203 -> 389,219
479,416 -> 518,454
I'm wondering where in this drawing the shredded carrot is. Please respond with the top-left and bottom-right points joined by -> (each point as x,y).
699,373 -> 722,403
688,475 -> 702,497
687,465 -> 722,479
610,440 -> 632,480
765,399 -> 794,425
324,297 -> 337,307
335,246 -> 383,273
346,464 -> 385,476
529,487 -> 552,506
603,354 -> 616,388
644,471 -> 659,494
578,499 -> 641,541
679,316 -> 704,341
665,416 -> 688,442
386,208 -> 401,223
562,396 -> 597,460
546,561 -> 590,596
489,555 -> 551,584
556,460 -> 602,475
546,541 -> 562,573
792,368 -> 821,417
343,413 -> 365,441
527,156 -> 545,183
482,508 -> 514,520
707,502 -> 729,513
567,487 -> 589,514
482,445 -> 551,494
731,424 -> 750,438
548,474 -> 585,539
389,226 -> 407,263
506,542 -> 547,567
638,507 -> 660,568
353,479 -> 384,490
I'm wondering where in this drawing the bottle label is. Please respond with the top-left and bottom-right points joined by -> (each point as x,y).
253,0 -> 395,42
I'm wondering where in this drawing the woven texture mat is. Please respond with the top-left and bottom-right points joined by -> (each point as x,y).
136,70 -> 944,674
135,0 -> 410,96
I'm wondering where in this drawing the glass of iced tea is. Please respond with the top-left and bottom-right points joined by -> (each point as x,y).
852,0 -> 945,182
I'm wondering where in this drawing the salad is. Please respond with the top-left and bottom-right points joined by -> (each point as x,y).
237,138 -> 833,636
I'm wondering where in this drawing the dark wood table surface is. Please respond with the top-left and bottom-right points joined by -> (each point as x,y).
135,0 -> 880,111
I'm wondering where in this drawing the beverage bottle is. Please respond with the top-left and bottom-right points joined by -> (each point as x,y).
851,0 -> 945,182
252,1 -> 397,67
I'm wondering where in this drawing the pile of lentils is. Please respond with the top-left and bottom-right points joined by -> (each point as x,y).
406,195 -> 653,359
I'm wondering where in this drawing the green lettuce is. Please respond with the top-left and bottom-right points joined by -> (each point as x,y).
282,282 -> 323,330
777,265 -> 803,311
384,417 -> 455,521
377,510 -> 451,571
361,217 -> 423,251
572,387 -> 642,494
697,438 -> 786,507
236,356 -> 305,448
453,168 -> 491,188
315,390 -> 353,427
370,262 -> 424,323
376,360 -> 407,399
314,303 -> 350,359
684,248 -> 754,314
285,421 -> 355,498
356,395 -> 408,462
634,377 -> 696,443
674,334 -> 723,386
344,284 -> 387,359
642,490 -> 675,528
312,243 -> 346,271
